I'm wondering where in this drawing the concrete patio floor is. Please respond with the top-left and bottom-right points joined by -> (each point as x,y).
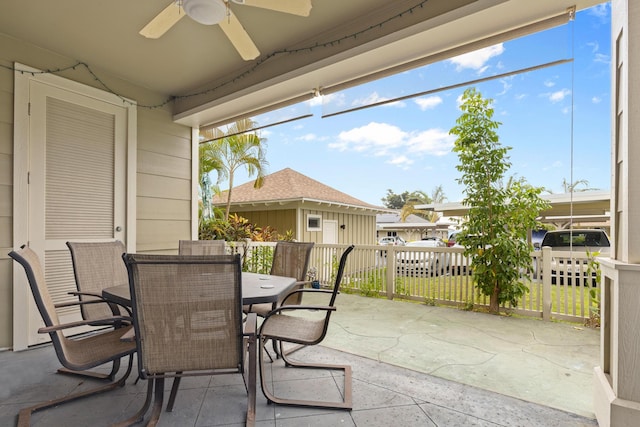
0,293 -> 600,426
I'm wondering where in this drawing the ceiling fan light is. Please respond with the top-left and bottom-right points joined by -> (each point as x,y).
183,0 -> 227,25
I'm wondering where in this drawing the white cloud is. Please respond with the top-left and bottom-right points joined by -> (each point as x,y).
544,79 -> 556,88
594,53 -> 610,64
387,155 -> 414,169
308,92 -> 345,108
547,88 -> 571,103
589,3 -> 609,19
297,133 -> 317,141
592,96 -> 602,104
331,122 -> 407,154
543,160 -> 563,172
448,44 -> 505,72
587,41 -> 599,53
497,77 -> 513,96
414,96 -> 442,110
352,92 -> 405,108
406,129 -> 455,157
329,122 -> 455,165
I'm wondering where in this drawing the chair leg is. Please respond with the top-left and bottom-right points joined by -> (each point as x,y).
166,376 -> 182,412
112,379 -> 154,427
113,375 -> 165,427
258,337 -> 352,410
147,378 -> 165,427
246,333 -> 257,427
18,355 -> 134,427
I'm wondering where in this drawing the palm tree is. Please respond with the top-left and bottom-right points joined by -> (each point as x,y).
200,119 -> 268,220
429,185 -> 447,222
399,190 -> 431,221
399,187 -> 447,223
562,178 -> 599,193
199,139 -> 224,219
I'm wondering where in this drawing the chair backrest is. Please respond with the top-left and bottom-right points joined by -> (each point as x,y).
122,253 -> 244,377
66,240 -> 128,320
178,239 -> 226,255
9,246 -> 79,363
270,241 -> 314,305
328,245 -> 355,306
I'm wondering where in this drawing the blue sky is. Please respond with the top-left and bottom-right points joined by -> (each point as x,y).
221,3 -> 611,207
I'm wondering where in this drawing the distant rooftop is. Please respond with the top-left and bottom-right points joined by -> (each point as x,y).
213,168 -> 389,213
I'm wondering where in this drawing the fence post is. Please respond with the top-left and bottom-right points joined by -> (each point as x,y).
385,247 -> 395,300
542,246 -> 552,321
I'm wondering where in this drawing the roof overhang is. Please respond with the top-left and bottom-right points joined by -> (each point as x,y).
417,191 -> 611,222
217,198 -> 391,214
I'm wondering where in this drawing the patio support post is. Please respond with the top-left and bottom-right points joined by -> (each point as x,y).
594,1 -> 640,426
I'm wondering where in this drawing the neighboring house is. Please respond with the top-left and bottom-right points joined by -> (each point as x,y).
376,213 -> 452,243
212,168 -> 389,245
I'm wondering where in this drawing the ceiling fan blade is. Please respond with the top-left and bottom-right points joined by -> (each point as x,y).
234,0 -> 312,17
139,2 -> 186,39
218,12 -> 260,61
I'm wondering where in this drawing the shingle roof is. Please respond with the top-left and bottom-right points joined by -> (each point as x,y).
213,168 -> 386,211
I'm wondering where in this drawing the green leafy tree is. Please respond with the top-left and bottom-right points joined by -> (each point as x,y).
381,189 -> 411,209
450,88 -> 549,314
200,119 -> 268,220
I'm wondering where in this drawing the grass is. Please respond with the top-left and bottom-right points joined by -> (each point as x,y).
344,267 -> 597,322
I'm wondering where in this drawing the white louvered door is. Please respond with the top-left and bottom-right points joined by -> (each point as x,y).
25,80 -> 127,345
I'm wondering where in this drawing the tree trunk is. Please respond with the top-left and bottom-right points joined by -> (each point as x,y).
489,285 -> 500,314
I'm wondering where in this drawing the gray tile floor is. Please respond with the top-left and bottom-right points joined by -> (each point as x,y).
0,294 -> 600,427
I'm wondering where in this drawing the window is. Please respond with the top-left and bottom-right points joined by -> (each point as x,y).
307,214 -> 321,231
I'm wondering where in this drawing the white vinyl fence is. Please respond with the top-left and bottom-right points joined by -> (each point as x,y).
229,242 -> 600,323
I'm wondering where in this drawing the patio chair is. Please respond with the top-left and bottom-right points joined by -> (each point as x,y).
116,253 -> 256,427
244,241 -> 314,317
258,244 -> 355,410
8,245 -> 136,427
66,240 -> 130,322
178,239 -> 226,255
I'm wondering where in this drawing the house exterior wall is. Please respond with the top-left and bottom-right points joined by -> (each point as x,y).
299,207 -> 377,245
0,47 -> 13,350
136,108 -> 192,253
230,204 -> 377,245
0,34 -> 193,349
234,209 -> 297,239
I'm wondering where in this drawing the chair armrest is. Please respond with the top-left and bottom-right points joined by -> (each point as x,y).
263,305 -> 336,321
61,292 -> 132,316
280,288 -> 333,306
38,315 -> 133,333
68,290 -> 103,299
119,328 -> 136,342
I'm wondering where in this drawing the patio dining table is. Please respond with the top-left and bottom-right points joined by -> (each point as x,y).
102,272 -> 298,307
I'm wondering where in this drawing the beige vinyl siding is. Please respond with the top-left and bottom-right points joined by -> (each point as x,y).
232,204 -> 378,245
235,209 -> 296,238
136,108 -> 192,253
300,208 -> 377,245
0,62 -> 14,348
0,33 -> 194,347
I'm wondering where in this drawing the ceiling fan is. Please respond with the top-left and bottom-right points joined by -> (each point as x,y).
140,0 -> 312,61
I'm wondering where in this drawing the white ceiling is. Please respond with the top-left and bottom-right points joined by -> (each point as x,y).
0,0 -> 603,128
